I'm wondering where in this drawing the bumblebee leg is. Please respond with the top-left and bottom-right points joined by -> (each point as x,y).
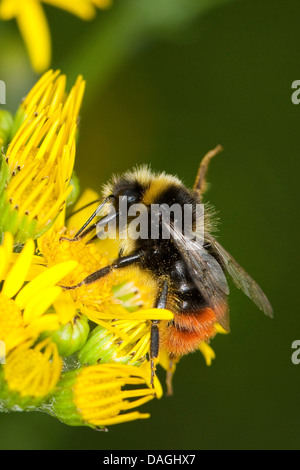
61,251 -> 145,290
166,359 -> 174,397
193,145 -> 223,199
150,279 -> 169,387
150,320 -> 160,388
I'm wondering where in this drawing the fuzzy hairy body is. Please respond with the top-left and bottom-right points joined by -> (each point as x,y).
102,166 -> 224,358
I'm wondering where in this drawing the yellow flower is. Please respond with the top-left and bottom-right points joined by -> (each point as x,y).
1,338 -> 62,407
0,0 -> 112,72
51,363 -> 157,428
40,225 -> 116,308
0,232 -> 78,352
0,70 -> 85,243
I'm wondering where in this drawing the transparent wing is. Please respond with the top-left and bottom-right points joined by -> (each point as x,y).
206,234 -> 273,318
162,219 -> 230,331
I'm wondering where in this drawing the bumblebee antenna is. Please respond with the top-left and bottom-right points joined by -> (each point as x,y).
74,196 -> 111,238
60,195 -> 114,242
193,145 -> 223,199
65,199 -> 101,221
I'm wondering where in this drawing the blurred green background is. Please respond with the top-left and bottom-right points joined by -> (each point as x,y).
0,0 -> 299,450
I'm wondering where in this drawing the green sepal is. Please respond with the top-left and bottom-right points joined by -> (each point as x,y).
0,110 -> 14,150
0,193 -> 38,244
47,370 -> 81,426
48,370 -> 100,428
46,315 -> 90,357
66,170 -> 80,209
0,154 -> 11,196
11,106 -> 27,139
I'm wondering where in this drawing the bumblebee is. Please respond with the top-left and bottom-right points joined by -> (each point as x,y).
63,146 -> 273,389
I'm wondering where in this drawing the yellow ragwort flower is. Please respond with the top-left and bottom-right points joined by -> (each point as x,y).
0,70 -> 85,243
51,363 -> 157,428
0,0 -> 112,72
0,232 -> 78,352
2,338 -> 62,406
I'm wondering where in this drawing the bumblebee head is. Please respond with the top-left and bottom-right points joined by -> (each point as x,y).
99,165 -> 214,252
102,165 -> 192,209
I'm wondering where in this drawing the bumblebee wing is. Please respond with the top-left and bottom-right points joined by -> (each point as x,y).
206,234 -> 273,318
165,221 -> 230,331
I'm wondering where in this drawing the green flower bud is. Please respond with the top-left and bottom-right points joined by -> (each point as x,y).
78,323 -> 145,367
49,315 -> 90,357
47,370 -> 85,427
66,170 -> 80,209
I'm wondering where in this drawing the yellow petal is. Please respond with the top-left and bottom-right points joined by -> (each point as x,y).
0,247 -> 7,280
95,412 -> 151,426
2,239 -> 35,299
53,291 -> 77,324
23,286 -> 62,324
15,260 -> 78,309
16,0 -> 51,73
0,0 -> 20,19
124,308 -> 174,321
42,0 -> 97,20
198,342 -> 216,367
26,315 -> 61,335
6,254 -> 47,281
3,232 -> 14,256
67,188 -> 100,232
0,233 -> 14,280
214,323 -> 229,335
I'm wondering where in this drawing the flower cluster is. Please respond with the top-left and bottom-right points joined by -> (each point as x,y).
0,72 -> 226,429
